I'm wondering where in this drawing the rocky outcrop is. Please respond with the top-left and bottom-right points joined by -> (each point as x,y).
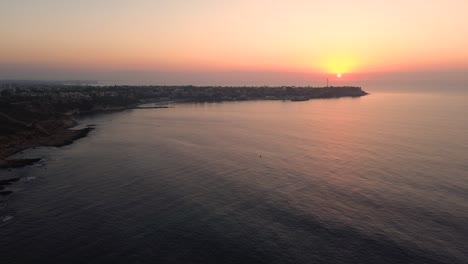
0,178 -> 20,196
0,159 -> 41,169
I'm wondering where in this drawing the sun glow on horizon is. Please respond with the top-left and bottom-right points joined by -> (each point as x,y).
319,53 -> 360,76
1,1 -> 467,81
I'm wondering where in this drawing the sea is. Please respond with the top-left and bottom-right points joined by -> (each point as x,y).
1,86 -> 467,263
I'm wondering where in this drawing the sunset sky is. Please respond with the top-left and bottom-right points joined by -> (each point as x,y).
1,0 -> 467,85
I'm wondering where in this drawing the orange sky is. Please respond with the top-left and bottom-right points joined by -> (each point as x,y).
1,0 -> 467,82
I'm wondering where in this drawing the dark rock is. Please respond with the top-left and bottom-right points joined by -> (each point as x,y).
0,158 -> 41,169
0,178 -> 20,186
0,191 -> 13,196
58,127 -> 94,147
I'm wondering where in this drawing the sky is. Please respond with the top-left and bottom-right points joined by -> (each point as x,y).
1,0 -> 467,85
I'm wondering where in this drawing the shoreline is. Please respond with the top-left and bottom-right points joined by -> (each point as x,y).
0,126 -> 94,170
0,88 -> 368,221
0,103 -> 173,170
0,85 -> 368,170
0,94 -> 368,168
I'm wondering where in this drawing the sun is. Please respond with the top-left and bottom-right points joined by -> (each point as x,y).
337,73 -> 342,78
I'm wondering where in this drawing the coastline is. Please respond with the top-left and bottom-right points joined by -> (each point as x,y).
0,85 -> 368,170
0,105 -> 167,170
0,126 -> 94,169
0,86 -> 368,228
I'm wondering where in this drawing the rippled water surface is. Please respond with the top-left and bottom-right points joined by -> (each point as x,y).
1,91 -> 468,263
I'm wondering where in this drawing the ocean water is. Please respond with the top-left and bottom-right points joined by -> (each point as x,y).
1,91 -> 468,263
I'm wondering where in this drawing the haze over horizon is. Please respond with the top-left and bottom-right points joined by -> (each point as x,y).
1,0 -> 467,86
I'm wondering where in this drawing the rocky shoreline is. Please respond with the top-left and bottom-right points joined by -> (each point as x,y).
0,126 -> 94,169
0,178 -> 20,196
0,118 -> 95,226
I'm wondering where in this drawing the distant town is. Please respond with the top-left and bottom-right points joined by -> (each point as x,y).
0,81 -> 366,103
